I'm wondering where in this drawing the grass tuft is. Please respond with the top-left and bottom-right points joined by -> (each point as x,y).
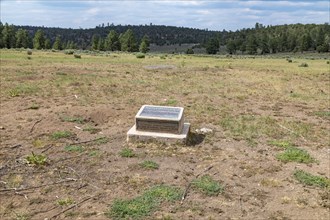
64,145 -> 83,153
119,148 -> 135,158
276,147 -> 315,163
293,170 -> 330,188
26,152 -> 47,166
269,140 -> 295,148
60,115 -> 85,124
51,130 -> 74,140
191,174 -> 223,196
140,160 -> 159,170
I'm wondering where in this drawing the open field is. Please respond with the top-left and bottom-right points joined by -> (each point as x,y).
0,49 -> 329,220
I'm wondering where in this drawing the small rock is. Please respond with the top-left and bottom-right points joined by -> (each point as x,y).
196,127 -> 213,134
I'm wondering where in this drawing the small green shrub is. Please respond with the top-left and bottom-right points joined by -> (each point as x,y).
74,54 -> 81,59
294,170 -> 330,188
28,103 -> 40,110
327,61 -> 329,64
192,175 -> 223,196
286,58 -> 292,63
119,148 -> 135,158
27,49 -> 32,55
140,160 -> 159,170
51,130 -> 73,140
136,53 -> 145,58
298,62 -> 308,67
83,125 -> 101,134
26,152 -> 47,165
276,147 -> 315,163
65,50 -> 74,55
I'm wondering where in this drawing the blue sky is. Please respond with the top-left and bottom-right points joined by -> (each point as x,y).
1,0 -> 329,31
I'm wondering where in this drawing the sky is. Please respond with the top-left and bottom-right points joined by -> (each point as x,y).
1,0 -> 329,31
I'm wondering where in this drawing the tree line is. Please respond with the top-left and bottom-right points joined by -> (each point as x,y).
0,22 -> 329,54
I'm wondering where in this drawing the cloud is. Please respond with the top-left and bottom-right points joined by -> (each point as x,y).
0,0 -> 328,30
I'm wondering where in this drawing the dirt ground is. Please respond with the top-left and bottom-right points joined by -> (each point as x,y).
0,50 -> 329,220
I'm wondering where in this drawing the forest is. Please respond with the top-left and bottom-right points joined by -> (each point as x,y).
0,22 -> 329,54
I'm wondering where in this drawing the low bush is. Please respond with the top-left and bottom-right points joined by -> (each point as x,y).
74,54 -> 81,59
136,53 -> 145,58
27,49 -> 32,55
298,62 -> 308,67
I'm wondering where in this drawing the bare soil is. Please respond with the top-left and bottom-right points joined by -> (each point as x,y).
0,51 -> 329,220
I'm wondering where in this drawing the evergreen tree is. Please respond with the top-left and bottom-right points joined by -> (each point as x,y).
139,35 -> 150,53
33,29 -> 45,49
105,30 -> 120,51
226,39 -> 236,54
0,22 -> 3,48
300,33 -> 312,52
120,29 -> 138,52
259,33 -> 269,54
15,28 -> 29,48
44,38 -> 51,49
205,37 -> 219,54
53,35 -> 62,50
98,38 -> 105,51
2,23 -> 16,49
246,35 -> 257,54
91,34 -> 100,50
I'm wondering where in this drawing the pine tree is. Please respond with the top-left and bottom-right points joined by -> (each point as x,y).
44,38 -> 51,49
53,35 -> 62,50
0,22 -> 4,48
246,35 -> 258,54
98,38 -> 105,51
91,34 -> 99,50
205,37 -> 219,54
120,29 -> 137,52
2,23 -> 16,49
15,28 -> 29,48
139,35 -> 150,53
105,30 -> 120,51
33,29 -> 45,49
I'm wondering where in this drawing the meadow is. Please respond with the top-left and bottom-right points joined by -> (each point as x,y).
0,49 -> 329,219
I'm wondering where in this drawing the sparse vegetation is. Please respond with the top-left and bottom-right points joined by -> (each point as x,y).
293,170 -> 330,188
64,145 -> 83,152
298,62 -> 308,67
119,148 -> 135,158
140,160 -> 159,170
26,152 -> 47,166
74,54 -> 81,58
60,115 -> 85,124
57,198 -> 75,206
191,175 -> 223,196
51,130 -> 73,140
276,147 -> 315,163
107,185 -> 181,219
136,53 -> 145,58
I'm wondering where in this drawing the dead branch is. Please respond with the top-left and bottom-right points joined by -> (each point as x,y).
30,119 -> 42,133
0,178 -> 77,193
49,196 -> 92,219
181,165 -> 213,204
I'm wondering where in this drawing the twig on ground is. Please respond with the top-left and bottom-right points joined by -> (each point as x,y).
30,119 -> 42,133
10,144 -> 22,149
181,165 -> 213,204
41,145 -> 53,153
49,196 -> 93,219
0,178 -> 77,193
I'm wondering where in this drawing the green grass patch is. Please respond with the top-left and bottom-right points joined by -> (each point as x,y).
191,174 -> 223,196
64,145 -> 83,153
140,160 -> 159,170
220,114 -> 283,145
51,130 -> 74,140
26,152 -> 47,166
106,185 -> 181,219
8,84 -> 39,97
276,147 -> 315,163
314,111 -> 330,119
293,170 -> 330,188
60,115 -> 85,124
119,148 -> 135,158
268,140 -> 295,148
93,137 -> 109,145
28,103 -> 40,110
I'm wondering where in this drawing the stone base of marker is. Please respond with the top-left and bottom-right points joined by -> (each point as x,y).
127,123 -> 190,144
127,105 -> 190,144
